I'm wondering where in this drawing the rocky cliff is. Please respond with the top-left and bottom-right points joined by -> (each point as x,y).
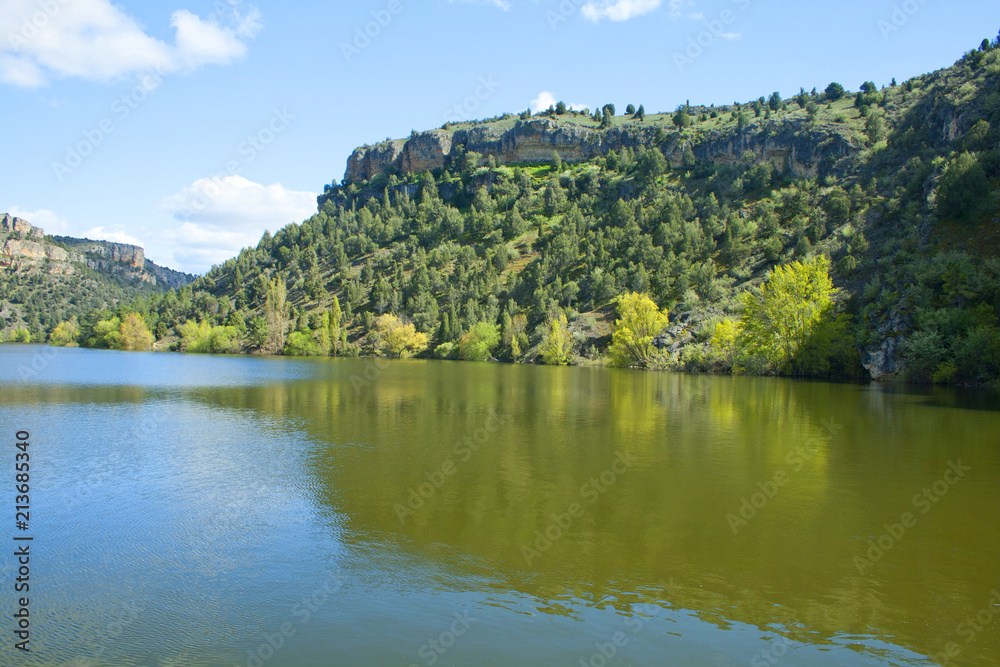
343,117 -> 862,184
0,214 -> 192,289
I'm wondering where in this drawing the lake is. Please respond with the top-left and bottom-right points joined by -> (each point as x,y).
0,345 -> 998,666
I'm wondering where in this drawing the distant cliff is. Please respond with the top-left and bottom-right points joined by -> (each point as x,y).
1,213 -> 193,289
343,116 -> 862,184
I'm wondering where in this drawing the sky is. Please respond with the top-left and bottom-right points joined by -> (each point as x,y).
1,0 -> 997,275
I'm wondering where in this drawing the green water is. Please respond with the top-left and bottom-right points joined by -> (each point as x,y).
0,345 -> 997,666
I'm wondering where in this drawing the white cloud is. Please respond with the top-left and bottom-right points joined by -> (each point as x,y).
0,0 -> 261,88
447,0 -> 511,10
82,225 -> 145,247
5,207 -> 69,234
667,0 -> 703,19
530,91 -> 557,113
159,175 -> 315,272
581,0 -> 664,22
529,91 -> 587,113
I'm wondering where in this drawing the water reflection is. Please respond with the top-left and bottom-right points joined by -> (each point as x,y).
169,358 -> 999,664
1,348 -> 997,665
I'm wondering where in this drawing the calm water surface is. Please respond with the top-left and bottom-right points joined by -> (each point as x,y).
0,345 -> 998,666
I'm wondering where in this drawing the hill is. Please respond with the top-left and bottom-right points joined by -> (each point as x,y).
42,35 -> 1000,384
0,213 -> 193,341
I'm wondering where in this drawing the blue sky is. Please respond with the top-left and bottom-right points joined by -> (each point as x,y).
1,0 -> 997,274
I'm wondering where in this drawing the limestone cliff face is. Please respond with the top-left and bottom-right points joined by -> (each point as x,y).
344,140 -> 406,183
342,118 -> 861,184
0,215 -> 192,289
60,238 -> 146,270
0,214 -> 43,240
688,125 -> 860,178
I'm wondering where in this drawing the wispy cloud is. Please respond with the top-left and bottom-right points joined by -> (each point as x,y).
667,0 -> 703,20
5,207 -> 68,234
447,0 -> 511,10
581,0 -> 664,22
83,225 -> 144,247
0,0 -> 262,88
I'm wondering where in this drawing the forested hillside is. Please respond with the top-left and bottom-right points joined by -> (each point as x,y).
0,214 -> 192,342
46,35 -> 1000,384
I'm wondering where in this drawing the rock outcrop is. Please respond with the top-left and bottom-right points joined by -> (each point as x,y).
0,215 -> 193,289
1,214 -> 43,240
342,118 -> 861,184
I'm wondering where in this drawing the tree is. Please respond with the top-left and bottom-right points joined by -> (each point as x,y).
608,292 -> 669,368
964,120 -> 991,151
263,278 -> 289,354
865,109 -> 886,143
626,104 -> 636,115
539,313 -> 574,365
636,104 -> 645,120
737,111 -> 749,132
735,256 -> 836,373
502,312 -> 528,359
372,314 -> 429,358
825,82 -> 845,101
458,321 -> 500,361
555,100 -> 568,115
119,313 -> 154,351
49,318 -> 79,347
806,101 -> 820,122
673,108 -> 691,129
710,318 -> 741,371
329,296 -> 343,354
768,91 -> 783,111
938,152 -> 989,221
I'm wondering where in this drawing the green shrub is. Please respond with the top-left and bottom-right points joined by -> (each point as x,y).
938,153 -> 989,221
458,322 -> 500,361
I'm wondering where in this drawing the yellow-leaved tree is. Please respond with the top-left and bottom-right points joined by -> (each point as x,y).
539,312 -> 574,365
49,318 -> 80,347
119,313 -> 154,351
709,318 -> 741,370
735,256 -> 836,373
609,292 -> 670,368
373,314 -> 428,359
